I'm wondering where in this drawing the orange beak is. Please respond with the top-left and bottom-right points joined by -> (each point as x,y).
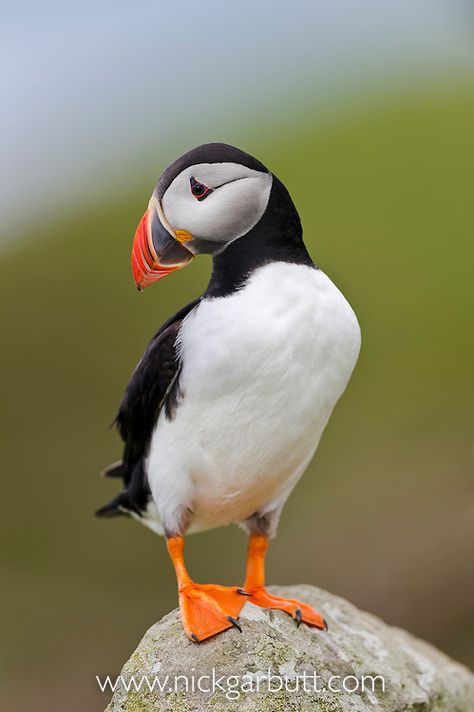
131,201 -> 194,290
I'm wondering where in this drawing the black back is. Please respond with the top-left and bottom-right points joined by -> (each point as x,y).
95,299 -> 200,518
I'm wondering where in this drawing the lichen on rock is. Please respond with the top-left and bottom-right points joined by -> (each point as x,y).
104,584 -> 474,711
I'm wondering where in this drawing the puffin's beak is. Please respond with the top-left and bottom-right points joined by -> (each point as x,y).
131,199 -> 194,290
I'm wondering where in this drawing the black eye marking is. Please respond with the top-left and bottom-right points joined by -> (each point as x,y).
190,176 -> 213,201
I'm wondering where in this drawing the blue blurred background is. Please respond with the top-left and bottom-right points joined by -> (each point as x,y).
1,2 -> 473,710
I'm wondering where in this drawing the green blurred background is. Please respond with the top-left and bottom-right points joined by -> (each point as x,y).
1,3 -> 473,711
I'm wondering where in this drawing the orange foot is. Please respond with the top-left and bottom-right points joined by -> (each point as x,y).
179,583 -> 246,642
242,586 -> 327,629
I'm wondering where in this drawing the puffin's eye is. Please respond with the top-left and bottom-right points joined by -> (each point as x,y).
190,176 -> 213,201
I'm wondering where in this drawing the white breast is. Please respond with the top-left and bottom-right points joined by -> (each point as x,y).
145,262 -> 360,535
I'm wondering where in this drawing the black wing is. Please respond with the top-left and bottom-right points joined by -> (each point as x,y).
96,298 -> 201,518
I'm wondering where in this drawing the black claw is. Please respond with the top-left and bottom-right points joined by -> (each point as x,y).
190,633 -> 200,643
323,618 -> 328,631
227,616 -> 242,633
236,588 -> 252,596
294,609 -> 302,628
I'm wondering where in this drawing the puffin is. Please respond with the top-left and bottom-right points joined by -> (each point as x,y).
97,142 -> 361,642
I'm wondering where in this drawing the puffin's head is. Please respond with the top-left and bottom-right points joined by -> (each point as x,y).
132,143 -> 273,290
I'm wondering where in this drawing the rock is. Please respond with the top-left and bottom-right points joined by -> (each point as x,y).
104,584 -> 474,711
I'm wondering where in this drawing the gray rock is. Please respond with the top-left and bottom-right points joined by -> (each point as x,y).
105,585 -> 474,711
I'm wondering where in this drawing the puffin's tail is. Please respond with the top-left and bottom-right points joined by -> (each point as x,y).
96,460 -> 149,519
95,460 -> 131,518
95,490 -> 132,518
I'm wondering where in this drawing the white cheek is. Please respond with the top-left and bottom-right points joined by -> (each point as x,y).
162,170 -> 272,244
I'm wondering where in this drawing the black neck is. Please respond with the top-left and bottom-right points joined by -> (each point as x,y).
204,175 -> 314,298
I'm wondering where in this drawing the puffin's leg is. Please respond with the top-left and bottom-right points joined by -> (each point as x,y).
241,528 -> 327,630
166,536 -> 246,642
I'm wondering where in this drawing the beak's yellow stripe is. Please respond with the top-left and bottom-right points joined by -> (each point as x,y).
175,229 -> 193,243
